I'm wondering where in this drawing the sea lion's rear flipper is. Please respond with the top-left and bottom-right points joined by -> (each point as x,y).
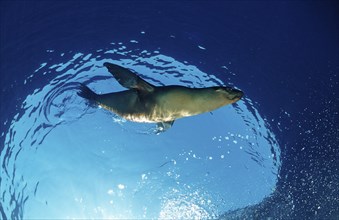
104,62 -> 154,93
78,84 -> 98,101
156,120 -> 175,134
77,83 -> 99,108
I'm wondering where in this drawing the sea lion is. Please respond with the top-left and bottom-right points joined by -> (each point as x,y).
78,62 -> 243,132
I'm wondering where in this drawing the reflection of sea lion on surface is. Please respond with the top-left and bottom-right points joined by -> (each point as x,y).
78,62 -> 244,132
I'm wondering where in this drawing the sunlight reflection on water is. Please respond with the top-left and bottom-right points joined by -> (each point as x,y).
0,41 -> 281,219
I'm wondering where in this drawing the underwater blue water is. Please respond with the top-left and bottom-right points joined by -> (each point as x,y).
1,1 -> 338,219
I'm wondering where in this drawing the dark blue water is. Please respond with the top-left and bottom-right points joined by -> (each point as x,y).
1,1 -> 338,219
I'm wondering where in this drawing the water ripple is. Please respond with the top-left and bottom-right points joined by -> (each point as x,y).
0,42 -> 281,219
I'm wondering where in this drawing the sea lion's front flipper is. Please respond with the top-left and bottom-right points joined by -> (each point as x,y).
104,62 -> 154,93
156,120 -> 175,134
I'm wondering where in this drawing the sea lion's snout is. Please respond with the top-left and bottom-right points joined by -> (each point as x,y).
232,89 -> 244,101
214,87 -> 244,102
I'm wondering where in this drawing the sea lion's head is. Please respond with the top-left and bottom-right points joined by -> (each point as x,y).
213,86 -> 244,103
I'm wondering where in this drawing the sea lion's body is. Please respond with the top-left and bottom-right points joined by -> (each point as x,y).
78,62 -> 243,132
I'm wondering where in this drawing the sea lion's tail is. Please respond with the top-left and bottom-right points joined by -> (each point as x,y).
78,84 -> 98,102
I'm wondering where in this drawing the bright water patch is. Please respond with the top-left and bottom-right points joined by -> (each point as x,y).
0,42 -> 281,219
